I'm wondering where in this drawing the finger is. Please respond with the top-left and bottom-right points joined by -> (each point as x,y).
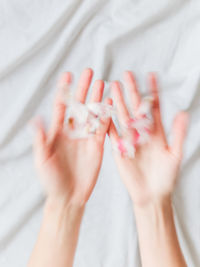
124,71 -> 141,111
50,72 -> 72,139
90,80 -> 104,102
57,71 -> 73,92
75,68 -> 93,103
32,117 -> 47,156
108,120 -> 120,145
111,81 -> 130,125
96,97 -> 113,137
149,73 -> 166,138
170,111 -> 189,158
104,97 -> 113,107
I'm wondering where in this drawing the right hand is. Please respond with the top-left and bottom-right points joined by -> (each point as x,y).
109,71 -> 188,206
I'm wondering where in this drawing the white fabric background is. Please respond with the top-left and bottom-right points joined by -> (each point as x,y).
0,0 -> 200,266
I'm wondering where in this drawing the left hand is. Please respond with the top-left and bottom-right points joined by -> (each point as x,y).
109,71 -> 188,206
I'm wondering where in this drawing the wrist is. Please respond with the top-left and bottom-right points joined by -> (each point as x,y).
133,196 -> 172,222
131,190 -> 172,209
132,194 -> 186,267
44,196 -> 85,219
28,194 -> 85,267
133,195 -> 172,215
42,196 -> 85,237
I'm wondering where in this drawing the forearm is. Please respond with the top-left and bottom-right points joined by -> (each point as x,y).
28,197 -> 85,267
134,197 -> 186,267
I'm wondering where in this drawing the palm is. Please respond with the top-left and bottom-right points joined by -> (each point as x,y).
109,71 -> 188,205
34,69 -> 111,203
44,136 -> 103,197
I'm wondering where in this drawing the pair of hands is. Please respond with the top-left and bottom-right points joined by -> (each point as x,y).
33,68 -> 188,208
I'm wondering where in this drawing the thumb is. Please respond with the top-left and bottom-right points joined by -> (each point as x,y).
31,117 -> 47,158
170,111 -> 189,159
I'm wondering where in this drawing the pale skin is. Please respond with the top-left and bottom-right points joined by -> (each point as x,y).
28,68 -> 188,267
28,68 -> 112,267
109,71 -> 188,267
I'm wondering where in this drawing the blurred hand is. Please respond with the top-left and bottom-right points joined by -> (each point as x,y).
109,71 -> 188,206
33,68 -> 112,205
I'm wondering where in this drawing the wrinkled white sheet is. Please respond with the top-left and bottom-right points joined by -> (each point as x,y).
0,0 -> 200,266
